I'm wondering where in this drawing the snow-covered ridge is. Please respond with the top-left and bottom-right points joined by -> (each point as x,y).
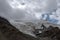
9,20 -> 60,37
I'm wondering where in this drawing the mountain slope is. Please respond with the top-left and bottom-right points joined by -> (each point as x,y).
0,17 -> 38,40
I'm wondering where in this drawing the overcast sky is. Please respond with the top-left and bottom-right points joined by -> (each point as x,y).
0,0 -> 27,20
0,0 -> 60,24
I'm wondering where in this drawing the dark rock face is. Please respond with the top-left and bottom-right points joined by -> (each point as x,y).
37,25 -> 60,40
0,17 -> 38,40
0,16 -> 9,23
40,26 -> 58,36
0,16 -> 60,40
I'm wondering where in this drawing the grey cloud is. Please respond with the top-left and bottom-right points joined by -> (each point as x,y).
0,0 -> 58,22
0,0 -> 12,19
43,0 -> 57,13
0,0 -> 27,20
0,0 -> 11,13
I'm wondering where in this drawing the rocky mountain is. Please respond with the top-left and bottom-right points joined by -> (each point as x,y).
0,17 -> 38,40
0,16 -> 60,40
